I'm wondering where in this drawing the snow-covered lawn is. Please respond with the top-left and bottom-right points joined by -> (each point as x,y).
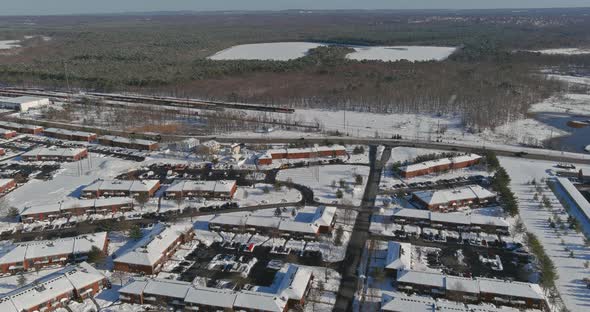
277,165 -> 368,206
0,40 -> 20,50
529,93 -> 590,116
346,46 -> 456,62
500,157 -> 590,311
208,42 -> 326,61
233,183 -> 302,206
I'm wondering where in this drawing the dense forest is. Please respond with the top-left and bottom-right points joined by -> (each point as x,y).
1,10 -> 590,130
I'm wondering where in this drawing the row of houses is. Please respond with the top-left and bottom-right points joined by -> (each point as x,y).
20,197 -> 133,222
0,128 -> 17,139
114,224 -> 193,275
208,206 -> 337,238
412,185 -> 497,211
0,262 -> 107,312
381,292 -> 526,312
98,135 -> 159,151
257,144 -> 347,165
119,263 -> 313,312
0,232 -> 108,274
0,121 -> 43,134
555,177 -> 590,226
0,178 -> 16,196
396,270 -> 548,311
164,179 -> 238,199
81,179 -> 161,198
389,208 -> 510,234
400,154 -> 482,178
43,128 -> 97,142
21,147 -> 88,162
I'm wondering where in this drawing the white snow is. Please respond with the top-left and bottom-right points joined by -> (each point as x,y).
500,156 -> 590,311
532,48 -> 590,55
277,164 -> 369,205
0,40 -> 20,50
345,46 -> 457,62
529,92 -> 590,116
208,42 -> 326,61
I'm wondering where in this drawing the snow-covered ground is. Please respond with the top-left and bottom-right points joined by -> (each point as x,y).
277,164 -> 369,206
0,40 -> 20,50
500,156 -> 590,311
529,93 -> 590,116
208,42 -> 326,61
533,48 -> 590,55
345,46 -> 457,62
5,154 -> 136,211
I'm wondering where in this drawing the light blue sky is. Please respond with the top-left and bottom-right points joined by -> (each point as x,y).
1,0 -> 589,15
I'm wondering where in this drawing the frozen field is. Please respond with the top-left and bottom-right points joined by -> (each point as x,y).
208,42 -> 325,61
208,42 -> 456,62
345,46 -> 456,62
533,48 -> 590,55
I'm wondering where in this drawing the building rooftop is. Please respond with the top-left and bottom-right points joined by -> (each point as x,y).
413,185 -> 496,207
385,241 -> 411,271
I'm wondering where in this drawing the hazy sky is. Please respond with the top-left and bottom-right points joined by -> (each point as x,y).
1,0 -> 590,15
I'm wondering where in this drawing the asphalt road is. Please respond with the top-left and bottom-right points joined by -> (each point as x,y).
334,145 -> 392,312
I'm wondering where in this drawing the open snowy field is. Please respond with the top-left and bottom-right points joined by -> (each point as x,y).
0,40 -> 20,50
345,46 -> 456,62
500,156 -> 590,311
530,93 -> 590,116
5,154 -> 136,212
208,42 -> 325,61
208,42 -> 456,62
276,164 -> 369,206
533,48 -> 590,55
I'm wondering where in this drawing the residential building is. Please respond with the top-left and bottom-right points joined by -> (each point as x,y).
400,154 -> 482,178
0,178 -> 16,196
113,224 -> 193,275
412,185 -> 496,211
21,147 -> 88,162
389,208 -> 510,234
384,241 -> 411,276
165,179 -> 237,199
257,144 -> 347,165
0,262 -> 107,312
0,128 -> 17,139
380,292 -> 522,312
43,128 -> 97,142
119,263 -> 313,312
98,135 -> 159,151
396,270 -> 548,311
20,198 -> 133,222
0,121 -> 44,134
81,179 -> 160,198
555,177 -> 590,225
209,206 -> 337,238
0,232 -> 108,274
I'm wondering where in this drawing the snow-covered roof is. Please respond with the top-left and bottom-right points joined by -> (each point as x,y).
0,262 -> 104,312
0,121 -> 42,130
234,292 -> 286,312
413,185 -> 496,206
119,263 -> 311,311
556,177 -> 590,224
381,292 -> 520,312
397,270 -> 546,301
400,154 -> 481,173
385,241 -> 411,271
43,127 -> 96,138
391,208 -> 509,229
166,180 -> 236,194
144,279 -> 190,299
21,147 -> 87,158
0,96 -> 47,104
209,213 -> 247,227
312,206 -> 337,227
98,135 -> 157,146
278,220 -> 318,234
397,270 -> 445,288
0,233 -> 107,265
115,224 -> 192,267
185,287 -> 236,308
478,278 -> 545,300
82,179 -> 159,193
21,198 -> 131,216
246,216 -> 281,228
